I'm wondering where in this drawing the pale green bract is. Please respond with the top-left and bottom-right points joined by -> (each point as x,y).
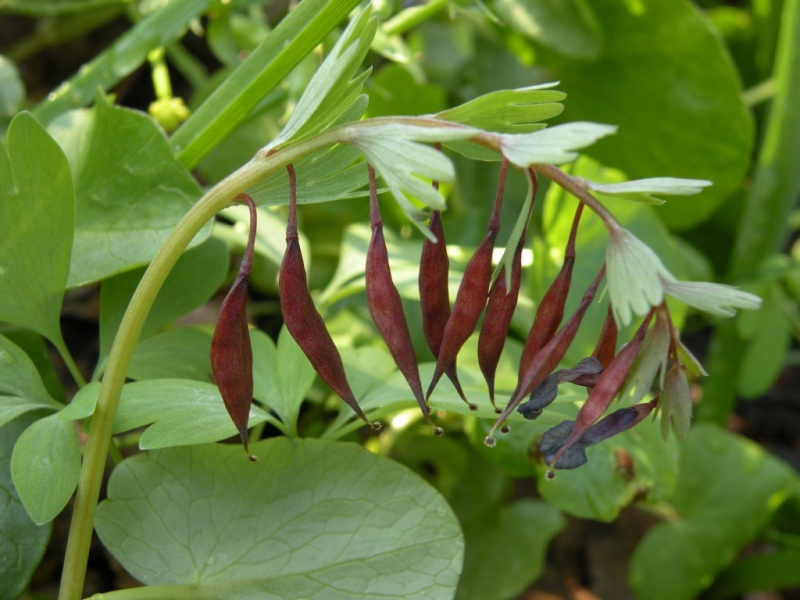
500,122 -> 617,166
606,226 -> 762,326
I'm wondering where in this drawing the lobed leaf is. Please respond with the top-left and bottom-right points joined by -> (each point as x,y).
61,379 -> 273,450
436,84 -> 565,133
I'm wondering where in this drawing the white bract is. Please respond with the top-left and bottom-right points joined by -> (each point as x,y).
500,122 -> 617,167
606,226 -> 762,326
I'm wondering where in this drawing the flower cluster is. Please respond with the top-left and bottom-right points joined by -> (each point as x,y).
210,140 -> 760,472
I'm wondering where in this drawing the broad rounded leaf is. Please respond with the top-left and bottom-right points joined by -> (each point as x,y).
0,112 -> 74,347
0,414 -> 52,600
542,0 -> 753,228
48,95 -> 207,287
95,438 -> 464,598
10,413 -> 81,525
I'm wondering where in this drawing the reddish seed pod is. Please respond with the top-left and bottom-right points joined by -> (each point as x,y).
592,304 -> 619,367
478,237 -> 523,412
486,264 -> 606,443
478,171 -> 538,412
419,211 -> 470,403
518,203 -> 585,378
549,310 -> 654,468
426,159 -> 510,404
279,165 -> 378,429
211,193 -> 257,457
366,166 -> 442,435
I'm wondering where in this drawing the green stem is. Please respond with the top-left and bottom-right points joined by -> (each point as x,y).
57,128 -> 348,600
701,0 -> 800,423
148,47 -> 173,100
729,0 -> 800,279
0,0 -> 125,17
382,0 -> 449,36
52,337 -> 87,388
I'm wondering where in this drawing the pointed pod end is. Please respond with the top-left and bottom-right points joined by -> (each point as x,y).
500,425 -> 510,434
248,454 -> 258,462
433,426 -> 444,436
468,403 -> 478,411
370,421 -> 382,431
494,407 -> 502,414
545,469 -> 556,480
484,436 -> 497,448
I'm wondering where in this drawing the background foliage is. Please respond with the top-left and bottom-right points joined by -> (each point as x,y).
1,0 -> 799,599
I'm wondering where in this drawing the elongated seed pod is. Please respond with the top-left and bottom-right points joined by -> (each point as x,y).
592,304 -> 618,367
478,172 -> 538,411
517,203 -> 584,377
419,213 -> 469,402
478,237 -> 523,412
366,166 -> 442,435
211,193 -> 257,459
280,165 -> 378,429
426,159 -> 510,404
548,310 -> 653,468
485,265 -> 606,445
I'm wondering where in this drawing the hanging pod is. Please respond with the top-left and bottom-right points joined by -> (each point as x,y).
425,158 -> 510,405
486,264 -> 606,445
547,310 -> 654,469
478,171 -> 539,412
365,166 -> 442,434
517,202 -> 584,377
279,165 -> 378,430
210,193 -> 258,460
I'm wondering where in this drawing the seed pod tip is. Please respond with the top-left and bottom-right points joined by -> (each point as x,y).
248,454 -> 258,462
370,421 -> 382,431
545,469 -> 556,480
500,425 -> 510,434
484,436 -> 497,448
433,426 -> 444,436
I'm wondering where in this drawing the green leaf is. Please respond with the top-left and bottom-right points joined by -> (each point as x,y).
705,547 -> 800,600
32,0 -> 214,125
493,0 -> 602,59
457,500 -> 564,600
628,424 -> 797,600
97,236 -> 229,376
500,121 -> 618,166
62,379 -> 273,450
352,122 -> 476,235
48,95 -> 207,287
540,0 -> 753,229
0,112 -> 74,349
172,0 -> 363,167
10,412 -> 81,524
537,414 -> 680,521
0,414 -> 52,600
0,334 -> 60,429
128,327 -> 213,382
586,176 -> 713,205
268,9 -> 376,150
0,55 -> 24,125
252,328 -> 316,435
95,438 -> 464,598
737,284 -> 790,398
437,84 -> 565,133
